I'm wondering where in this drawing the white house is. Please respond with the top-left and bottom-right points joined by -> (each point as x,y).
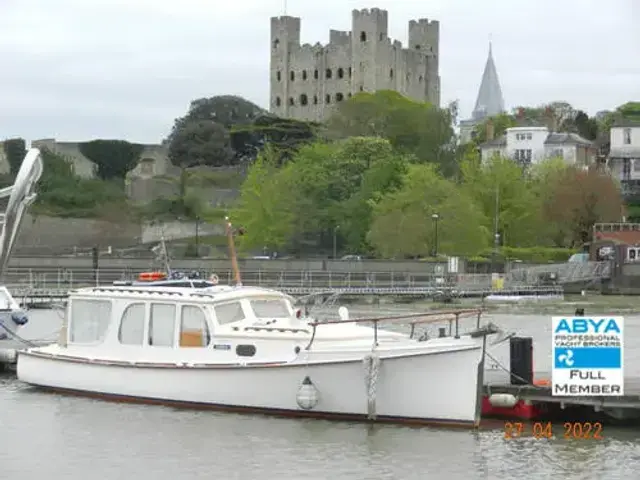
479,126 -> 595,166
607,121 -> 640,201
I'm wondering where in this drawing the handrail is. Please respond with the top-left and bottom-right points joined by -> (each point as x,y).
304,308 -> 484,350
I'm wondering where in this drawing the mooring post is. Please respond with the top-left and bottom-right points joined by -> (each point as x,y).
92,246 -> 99,286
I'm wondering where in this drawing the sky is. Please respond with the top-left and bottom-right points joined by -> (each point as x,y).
0,0 -> 638,144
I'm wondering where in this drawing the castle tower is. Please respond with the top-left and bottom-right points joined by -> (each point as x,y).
408,19 -> 440,105
350,8 -> 388,93
270,16 -> 301,118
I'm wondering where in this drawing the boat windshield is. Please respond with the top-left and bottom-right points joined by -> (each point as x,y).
248,298 -> 292,319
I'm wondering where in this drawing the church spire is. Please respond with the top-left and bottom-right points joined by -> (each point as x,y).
472,41 -> 505,121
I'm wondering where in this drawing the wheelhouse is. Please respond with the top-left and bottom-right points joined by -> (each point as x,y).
63,287 -> 299,351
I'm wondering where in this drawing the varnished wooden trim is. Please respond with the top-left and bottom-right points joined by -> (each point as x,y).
30,385 -> 478,429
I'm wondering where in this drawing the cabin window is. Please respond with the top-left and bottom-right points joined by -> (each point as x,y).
250,298 -> 291,318
236,344 -> 256,357
118,303 -> 145,345
149,303 -> 176,347
180,305 -> 210,347
214,301 -> 245,325
69,299 -> 112,344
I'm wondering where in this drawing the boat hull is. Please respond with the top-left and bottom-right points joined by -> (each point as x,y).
18,345 -> 484,427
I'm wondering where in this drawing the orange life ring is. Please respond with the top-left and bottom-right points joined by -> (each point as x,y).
138,271 -> 167,281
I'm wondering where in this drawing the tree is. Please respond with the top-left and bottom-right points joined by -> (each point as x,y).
544,166 -> 623,246
168,119 -> 234,169
472,113 -> 515,144
167,95 -> 264,168
460,153 -> 542,247
233,145 -> 296,251
79,140 -> 143,180
230,115 -> 318,165
233,137 -> 410,255
368,164 -> 488,258
326,90 -> 457,176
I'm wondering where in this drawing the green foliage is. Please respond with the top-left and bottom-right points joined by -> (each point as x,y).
33,149 -> 127,218
472,113 -> 515,144
326,90 -> 457,176
167,95 -> 266,169
233,138 -> 409,254
368,164 -> 488,257
230,115 -> 319,164
2,138 -> 27,175
78,140 -> 143,180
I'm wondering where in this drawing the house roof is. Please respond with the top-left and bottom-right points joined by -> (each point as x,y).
544,132 -> 593,147
479,135 -> 507,148
594,231 -> 640,245
612,120 -> 640,128
471,43 -> 505,121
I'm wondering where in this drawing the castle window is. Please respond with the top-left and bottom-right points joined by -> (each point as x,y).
336,93 -> 344,102
313,95 -> 318,105
325,68 -> 332,79
273,38 -> 280,48
302,70 -> 307,80
276,71 -> 281,81
389,68 -> 394,78
348,93 -> 352,98
415,44 -> 421,50
360,31 -> 367,42
348,67 -> 352,77
289,97 -> 294,106
300,94 -> 308,106
325,94 -> 331,104
290,71 -> 295,81
275,97 -> 281,107
379,33 -> 384,41
337,68 -> 344,79
418,75 -> 423,83
359,85 -> 364,92
314,69 -> 319,79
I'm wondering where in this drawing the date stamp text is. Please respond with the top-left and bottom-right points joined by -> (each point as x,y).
504,421 -> 603,440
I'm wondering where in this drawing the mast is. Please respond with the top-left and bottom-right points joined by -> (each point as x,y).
225,216 -> 242,286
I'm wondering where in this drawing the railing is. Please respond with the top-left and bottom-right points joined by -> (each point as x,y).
305,308 -> 486,350
3,267 -> 506,292
505,261 -> 611,284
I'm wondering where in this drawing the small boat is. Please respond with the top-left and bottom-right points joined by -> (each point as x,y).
0,148 -> 43,362
17,218 -> 499,427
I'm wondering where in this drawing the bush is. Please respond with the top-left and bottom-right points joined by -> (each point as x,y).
479,246 -> 579,263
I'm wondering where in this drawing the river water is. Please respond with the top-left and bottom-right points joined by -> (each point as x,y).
2,298 -> 640,479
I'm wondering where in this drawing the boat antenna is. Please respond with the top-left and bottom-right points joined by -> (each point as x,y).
225,216 -> 242,286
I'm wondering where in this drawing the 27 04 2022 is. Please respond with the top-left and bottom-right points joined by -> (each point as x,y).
504,422 -> 603,440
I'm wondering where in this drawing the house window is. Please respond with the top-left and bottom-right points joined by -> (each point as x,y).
149,303 -> 176,347
624,128 -> 632,145
550,148 -> 563,159
515,149 -> 532,164
179,305 -> 210,348
526,133 -> 532,140
69,299 -> 112,344
634,159 -> 640,172
118,303 -> 145,345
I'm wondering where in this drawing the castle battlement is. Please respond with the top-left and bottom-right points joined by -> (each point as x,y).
269,8 -> 440,122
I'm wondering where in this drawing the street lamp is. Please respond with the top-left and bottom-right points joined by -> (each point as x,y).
333,225 -> 340,259
431,213 -> 439,257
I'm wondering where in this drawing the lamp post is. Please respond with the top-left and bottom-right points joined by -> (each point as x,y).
333,225 -> 340,259
431,213 -> 439,257
194,216 -> 200,258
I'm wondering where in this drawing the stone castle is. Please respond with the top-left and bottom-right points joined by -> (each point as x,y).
270,8 -> 440,122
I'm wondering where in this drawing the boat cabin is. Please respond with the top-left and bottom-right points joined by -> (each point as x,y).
63,286 -> 303,355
